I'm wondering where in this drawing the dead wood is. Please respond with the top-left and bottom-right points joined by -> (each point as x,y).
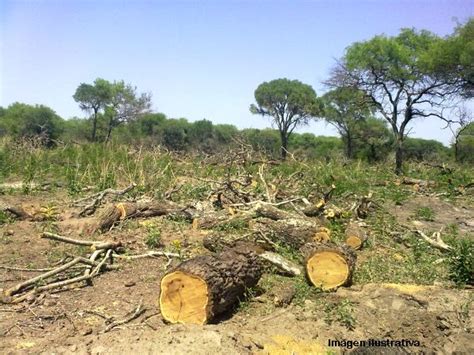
41,232 -> 122,250
95,200 -> 189,232
74,183 -> 137,217
401,177 -> 436,188
102,303 -> 146,333
345,222 -> 368,250
414,229 -> 452,252
2,206 -> 33,220
159,246 -> 262,325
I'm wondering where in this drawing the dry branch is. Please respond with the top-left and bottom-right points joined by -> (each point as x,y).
74,183 -> 137,217
102,303 -> 146,333
41,232 -> 122,250
414,230 -> 452,252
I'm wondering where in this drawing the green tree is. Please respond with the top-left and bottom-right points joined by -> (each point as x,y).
322,87 -> 374,158
328,28 -> 460,174
0,103 -> 63,146
353,118 -> 394,162
456,122 -> 474,163
430,18 -> 474,98
73,78 -> 112,141
162,118 -> 189,151
104,81 -> 152,142
250,78 -> 322,159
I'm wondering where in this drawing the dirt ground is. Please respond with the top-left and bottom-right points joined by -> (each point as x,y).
1,192 -> 473,354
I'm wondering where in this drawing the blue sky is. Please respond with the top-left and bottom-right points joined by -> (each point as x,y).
1,0 -> 473,145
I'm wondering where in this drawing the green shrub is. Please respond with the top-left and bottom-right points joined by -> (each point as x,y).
447,238 -> 474,286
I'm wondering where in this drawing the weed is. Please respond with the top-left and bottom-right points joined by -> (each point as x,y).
414,207 -> 436,221
144,222 -> 162,249
324,299 -> 357,330
447,237 -> 474,286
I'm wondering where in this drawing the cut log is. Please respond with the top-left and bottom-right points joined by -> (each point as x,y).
159,247 -> 262,325
251,218 -> 329,249
344,223 -> 367,250
301,243 -> 356,291
95,200 -> 189,232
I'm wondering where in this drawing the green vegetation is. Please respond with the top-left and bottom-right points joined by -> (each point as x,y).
447,238 -> 474,286
250,78 -> 323,159
324,299 -> 357,330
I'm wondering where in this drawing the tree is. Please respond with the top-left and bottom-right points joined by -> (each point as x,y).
327,28 -> 460,174
250,78 -> 322,159
73,78 -> 112,141
0,103 -> 63,146
353,118 -> 394,162
430,18 -> 474,99
456,122 -> 474,164
103,81 -> 152,142
322,87 -> 374,158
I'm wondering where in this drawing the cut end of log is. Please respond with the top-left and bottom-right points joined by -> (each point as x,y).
345,235 -> 363,250
159,271 -> 209,325
306,251 -> 350,291
313,227 -> 331,243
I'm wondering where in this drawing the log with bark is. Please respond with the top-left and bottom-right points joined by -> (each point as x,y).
251,218 -> 330,249
159,245 -> 262,325
301,242 -> 356,291
95,200 -> 191,232
344,223 -> 368,250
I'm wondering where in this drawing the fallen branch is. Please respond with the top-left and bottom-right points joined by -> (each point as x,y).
2,206 -> 33,220
112,251 -> 180,260
41,232 -> 122,250
414,230 -> 452,252
74,183 -> 137,217
102,303 -> 145,333
259,251 -> 302,276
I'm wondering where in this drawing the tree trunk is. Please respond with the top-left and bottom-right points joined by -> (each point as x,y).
301,242 -> 356,291
346,133 -> 354,159
395,136 -> 404,175
280,131 -> 288,160
159,247 -> 262,325
105,116 -> 114,143
91,110 -> 98,142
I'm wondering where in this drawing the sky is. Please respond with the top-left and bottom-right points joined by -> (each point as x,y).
1,0 -> 473,145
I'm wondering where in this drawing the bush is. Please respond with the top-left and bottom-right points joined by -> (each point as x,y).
447,238 -> 474,286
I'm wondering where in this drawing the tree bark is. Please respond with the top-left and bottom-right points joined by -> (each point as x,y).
280,131 -> 288,160
159,246 -> 262,325
91,109 -> 98,142
395,136 -> 404,175
95,200 -> 189,232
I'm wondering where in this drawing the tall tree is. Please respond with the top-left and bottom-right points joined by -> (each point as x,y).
327,28 -> 461,174
322,87 -> 374,158
73,78 -> 112,141
104,81 -> 152,142
250,78 -> 322,159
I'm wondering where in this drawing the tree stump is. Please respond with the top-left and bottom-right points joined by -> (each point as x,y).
344,223 -> 367,250
159,246 -> 262,325
301,243 -> 356,291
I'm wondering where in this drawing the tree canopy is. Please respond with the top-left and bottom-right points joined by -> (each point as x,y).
327,27 -> 462,173
250,78 -> 322,159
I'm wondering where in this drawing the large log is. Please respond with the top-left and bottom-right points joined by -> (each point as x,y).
95,200 -> 189,232
301,242 -> 356,291
251,218 -> 330,249
159,246 -> 262,325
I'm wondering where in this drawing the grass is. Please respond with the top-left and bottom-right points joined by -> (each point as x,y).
1,139 -> 473,293
414,206 -> 436,221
